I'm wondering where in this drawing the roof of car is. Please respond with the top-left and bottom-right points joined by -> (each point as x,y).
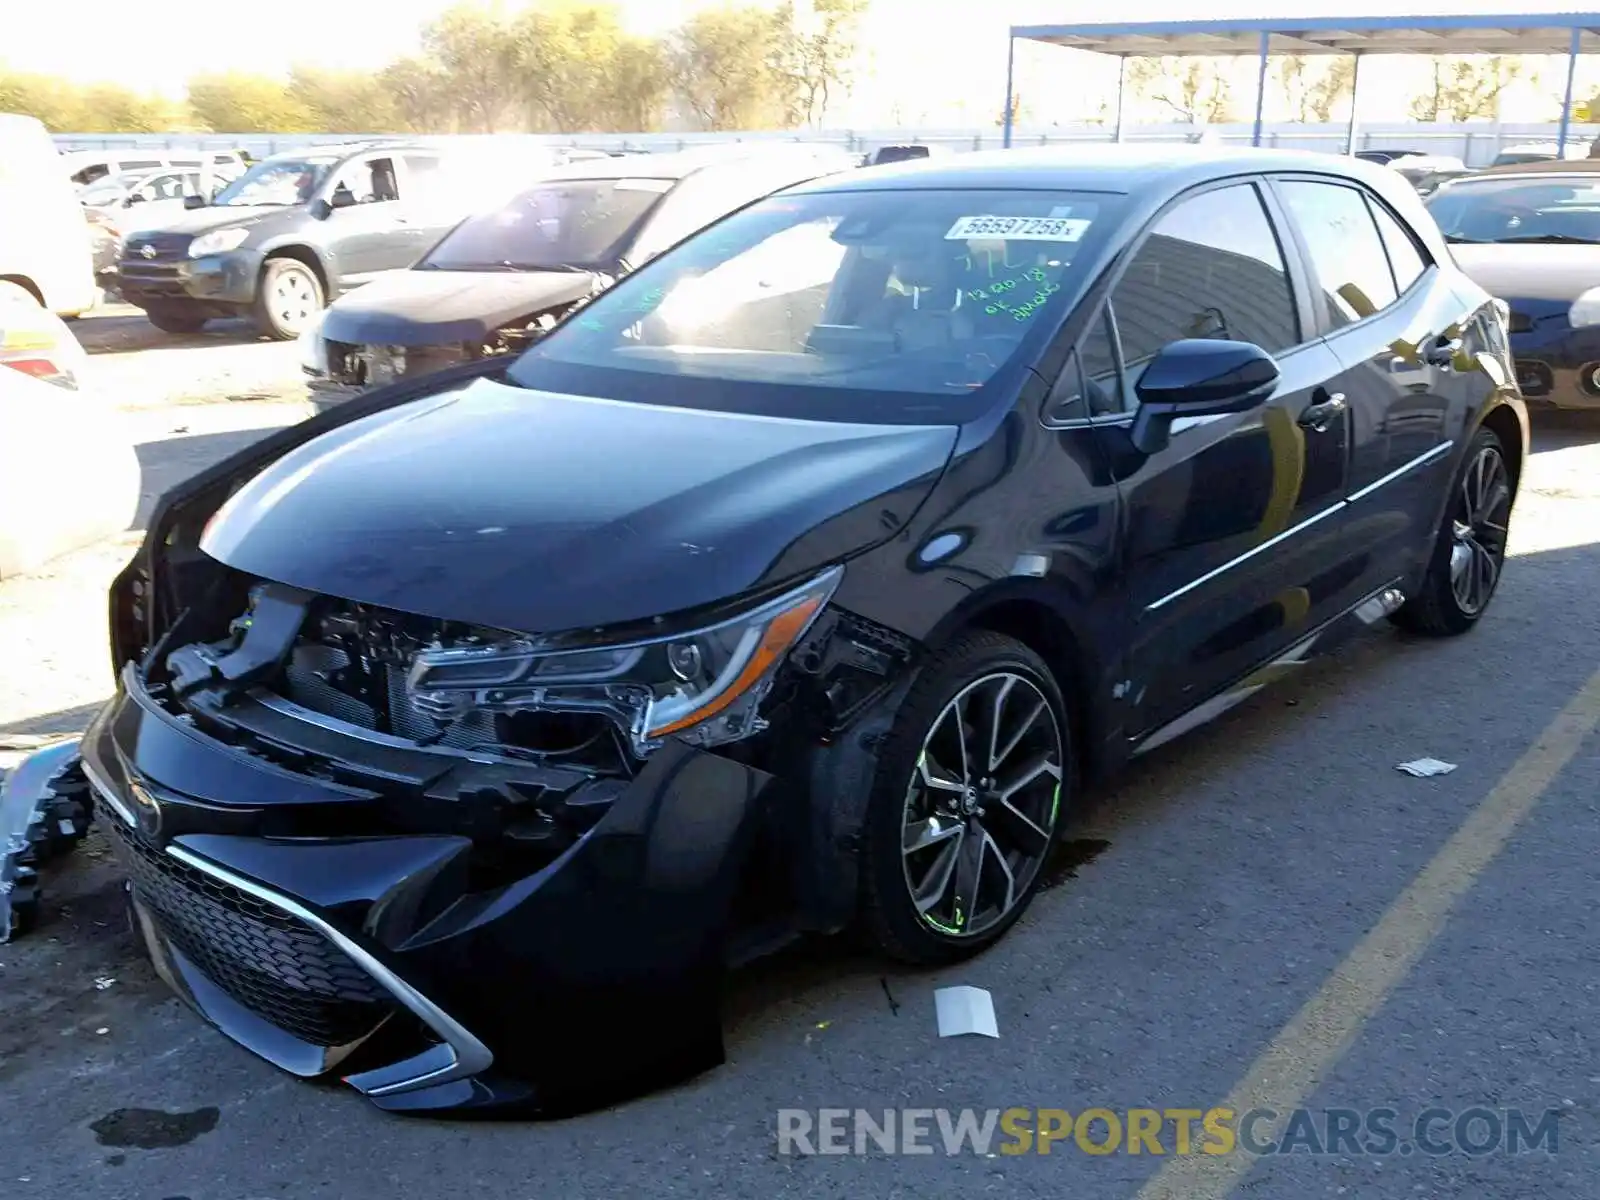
787,143 -> 1405,196
540,142 -> 856,182
1474,158 -> 1600,176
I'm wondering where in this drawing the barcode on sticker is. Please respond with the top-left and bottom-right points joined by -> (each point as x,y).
945,215 -> 1092,242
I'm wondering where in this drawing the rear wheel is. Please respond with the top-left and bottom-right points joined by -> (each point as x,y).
1392,426 -> 1513,636
860,631 -> 1071,965
252,257 -> 323,340
145,305 -> 209,334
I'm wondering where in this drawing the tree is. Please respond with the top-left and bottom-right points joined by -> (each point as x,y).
605,36 -> 673,132
186,72 -> 315,132
289,67 -> 400,134
420,2 -> 521,132
669,4 -> 792,131
381,57 -> 455,133
76,85 -> 182,133
771,0 -> 867,127
512,1 -> 621,132
0,69 -> 86,132
1410,56 -> 1522,121
1275,55 -> 1356,123
1126,56 -> 1235,124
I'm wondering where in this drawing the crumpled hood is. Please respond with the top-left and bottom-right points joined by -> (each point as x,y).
1449,243 -> 1600,303
199,378 -> 958,633
318,269 -> 598,348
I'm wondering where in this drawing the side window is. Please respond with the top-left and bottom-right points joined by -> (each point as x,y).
1047,308 -> 1124,421
1278,180 -> 1399,326
1367,198 -> 1429,294
1111,183 -> 1300,387
402,154 -> 443,183
334,157 -> 400,205
123,159 -> 161,172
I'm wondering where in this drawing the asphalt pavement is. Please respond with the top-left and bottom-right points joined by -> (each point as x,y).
0,402 -> 1595,1200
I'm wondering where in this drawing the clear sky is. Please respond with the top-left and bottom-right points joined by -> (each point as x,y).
4,0 -> 1594,125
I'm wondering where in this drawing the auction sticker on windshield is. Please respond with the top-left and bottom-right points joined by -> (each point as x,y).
945,215 -> 1092,241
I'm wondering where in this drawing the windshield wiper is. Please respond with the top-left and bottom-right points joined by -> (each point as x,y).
1492,233 -> 1600,244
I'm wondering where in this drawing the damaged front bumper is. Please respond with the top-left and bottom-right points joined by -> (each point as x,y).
0,740 -> 95,943
78,665 -> 777,1115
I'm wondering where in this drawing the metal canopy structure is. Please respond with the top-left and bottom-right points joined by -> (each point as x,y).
1003,12 -> 1600,156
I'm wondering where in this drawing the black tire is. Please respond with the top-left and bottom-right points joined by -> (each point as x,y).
145,305 -> 209,334
252,256 -> 324,340
860,630 -> 1072,966
1392,426 -> 1513,637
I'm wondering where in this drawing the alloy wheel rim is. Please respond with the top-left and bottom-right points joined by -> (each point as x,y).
900,672 -> 1063,938
273,270 -> 317,331
1449,444 -> 1511,616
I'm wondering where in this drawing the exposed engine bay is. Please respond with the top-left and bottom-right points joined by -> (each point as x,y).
320,307 -> 573,390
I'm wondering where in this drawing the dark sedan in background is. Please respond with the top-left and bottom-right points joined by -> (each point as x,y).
299,143 -> 859,410
15,146 -> 1523,1118
1428,160 -> 1600,410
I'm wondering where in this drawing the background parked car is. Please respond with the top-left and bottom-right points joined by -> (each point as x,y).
301,142 -> 860,408
61,148 -> 246,189
0,287 -> 139,578
80,164 -> 242,223
1,114 -> 97,318
1428,160 -> 1600,410
116,140 -> 600,339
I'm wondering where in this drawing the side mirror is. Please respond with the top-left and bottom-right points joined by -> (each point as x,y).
1129,338 -> 1280,455
329,189 -> 358,211
127,193 -> 146,205
184,194 -> 207,210
309,198 -> 333,221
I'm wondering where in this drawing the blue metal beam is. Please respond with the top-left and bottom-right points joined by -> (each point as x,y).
1251,31 -> 1270,147
1345,51 -> 1363,154
1003,34 -> 1016,149
1012,13 -> 1600,42
1113,55 -> 1126,143
1558,25 -> 1582,155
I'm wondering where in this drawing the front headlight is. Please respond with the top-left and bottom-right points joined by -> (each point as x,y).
1570,287 -> 1600,328
189,228 -> 250,257
406,566 -> 843,756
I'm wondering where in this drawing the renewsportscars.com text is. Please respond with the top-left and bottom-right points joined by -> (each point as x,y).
775,1106 -> 1561,1157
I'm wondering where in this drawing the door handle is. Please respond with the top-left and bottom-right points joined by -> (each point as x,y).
1423,336 -> 1462,368
1298,391 -> 1346,432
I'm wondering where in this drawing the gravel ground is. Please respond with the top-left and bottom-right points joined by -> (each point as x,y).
1,313 -> 1598,1200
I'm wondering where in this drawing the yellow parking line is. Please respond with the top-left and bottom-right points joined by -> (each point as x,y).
1136,664 -> 1600,1200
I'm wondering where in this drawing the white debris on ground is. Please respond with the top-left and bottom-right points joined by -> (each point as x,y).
934,985 -> 999,1038
1396,758 -> 1459,778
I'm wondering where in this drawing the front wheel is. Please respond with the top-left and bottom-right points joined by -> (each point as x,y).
860,631 -> 1071,966
252,258 -> 324,340
1392,426 -> 1513,636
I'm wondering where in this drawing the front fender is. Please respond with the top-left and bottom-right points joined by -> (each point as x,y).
109,356 -> 513,673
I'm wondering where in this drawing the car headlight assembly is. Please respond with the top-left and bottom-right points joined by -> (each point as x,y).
405,565 -> 843,756
189,228 -> 250,257
1570,287 -> 1600,328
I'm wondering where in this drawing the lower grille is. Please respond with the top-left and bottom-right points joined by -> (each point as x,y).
106,817 -> 394,1047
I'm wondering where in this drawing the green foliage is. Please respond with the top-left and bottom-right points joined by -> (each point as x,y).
1409,57 -> 1522,122
4,0 -> 866,135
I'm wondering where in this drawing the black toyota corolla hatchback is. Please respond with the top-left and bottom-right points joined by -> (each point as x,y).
65,146 -> 1526,1116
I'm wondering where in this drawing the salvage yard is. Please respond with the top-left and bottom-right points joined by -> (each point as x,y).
2,311 -> 1598,1198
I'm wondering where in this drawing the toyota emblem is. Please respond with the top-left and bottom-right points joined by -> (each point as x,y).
140,244 -> 157,259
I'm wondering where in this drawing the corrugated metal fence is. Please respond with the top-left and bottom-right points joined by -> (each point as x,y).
52,122 -> 1600,168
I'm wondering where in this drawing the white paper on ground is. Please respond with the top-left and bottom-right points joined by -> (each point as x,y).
1396,757 -> 1458,777
934,985 -> 999,1038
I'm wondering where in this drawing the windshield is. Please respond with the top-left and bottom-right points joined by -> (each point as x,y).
211,157 -> 336,207
1427,176 -> 1600,244
421,178 -> 672,271
507,186 -> 1120,423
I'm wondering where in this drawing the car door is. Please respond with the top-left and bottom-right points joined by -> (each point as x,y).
319,155 -> 413,284
1271,177 -> 1468,594
398,152 -> 458,256
1081,180 -> 1364,740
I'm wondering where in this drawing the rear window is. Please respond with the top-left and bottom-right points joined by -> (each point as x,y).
1427,176 -> 1600,245
508,186 -> 1123,423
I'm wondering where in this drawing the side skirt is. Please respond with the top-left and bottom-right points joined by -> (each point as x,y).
1130,581 -> 1407,757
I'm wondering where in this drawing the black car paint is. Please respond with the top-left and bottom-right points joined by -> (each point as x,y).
90,148 -> 1526,1117
317,269 -> 598,347
1448,242 -> 1600,409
